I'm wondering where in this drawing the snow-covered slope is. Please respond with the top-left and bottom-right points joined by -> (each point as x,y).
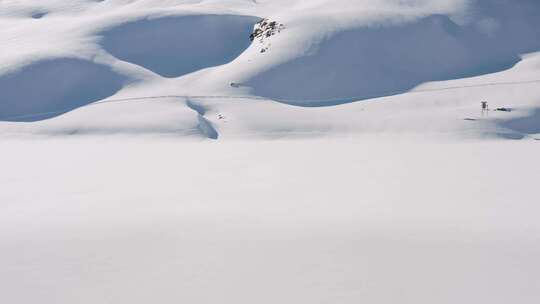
2,137 -> 539,304
1,0 -> 539,138
1,1 -> 540,303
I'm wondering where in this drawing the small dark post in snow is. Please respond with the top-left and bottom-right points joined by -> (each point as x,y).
481,101 -> 488,116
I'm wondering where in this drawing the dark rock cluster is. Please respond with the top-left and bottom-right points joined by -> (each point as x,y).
250,18 -> 285,53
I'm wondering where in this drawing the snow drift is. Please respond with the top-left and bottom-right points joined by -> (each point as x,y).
498,107 -> 540,139
245,0 -> 540,104
0,58 -> 128,121
1,1 -> 540,304
100,15 -> 259,78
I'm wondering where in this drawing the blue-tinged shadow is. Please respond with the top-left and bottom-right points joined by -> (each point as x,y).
100,15 -> 259,78
0,58 -> 127,122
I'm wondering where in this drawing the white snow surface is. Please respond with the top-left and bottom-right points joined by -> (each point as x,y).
1,0 -> 540,303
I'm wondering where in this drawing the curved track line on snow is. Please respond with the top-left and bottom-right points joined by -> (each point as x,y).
1,79 -> 540,121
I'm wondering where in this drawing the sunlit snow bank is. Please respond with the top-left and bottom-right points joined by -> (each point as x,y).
0,0 -> 539,138
1,138 -> 539,303
1,1 -> 540,303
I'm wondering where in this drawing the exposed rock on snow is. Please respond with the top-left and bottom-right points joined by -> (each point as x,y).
246,4 -> 540,102
1,2 -> 540,304
0,0 -> 539,136
249,18 -> 285,53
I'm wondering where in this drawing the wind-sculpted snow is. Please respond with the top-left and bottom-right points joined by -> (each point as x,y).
0,0 -> 538,132
497,107 -> 540,139
0,58 -> 128,121
247,6 -> 540,104
100,15 -> 259,78
30,11 -> 48,19
2,1 -> 540,303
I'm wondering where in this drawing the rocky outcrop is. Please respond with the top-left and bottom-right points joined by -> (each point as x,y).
250,18 -> 285,53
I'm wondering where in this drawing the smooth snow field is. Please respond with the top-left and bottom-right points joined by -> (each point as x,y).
1,0 -> 540,303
